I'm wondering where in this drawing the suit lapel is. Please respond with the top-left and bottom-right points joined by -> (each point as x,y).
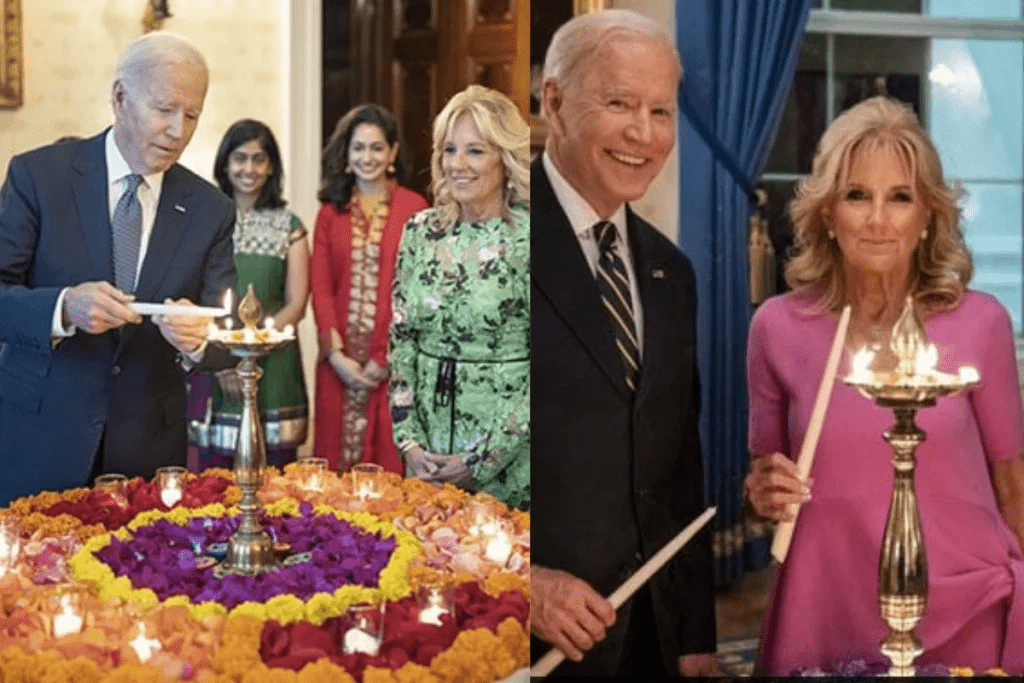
629,208 -> 671,408
118,165 -> 192,355
532,158 -> 631,399
135,165 -> 192,302
71,132 -> 114,283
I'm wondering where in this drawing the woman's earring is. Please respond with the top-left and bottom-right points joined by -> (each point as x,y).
387,163 -> 395,175
506,178 -> 513,190
827,229 -> 836,240
344,164 -> 353,174
921,229 -> 928,240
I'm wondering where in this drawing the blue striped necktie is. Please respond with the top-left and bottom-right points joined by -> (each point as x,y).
593,220 -> 640,391
112,173 -> 143,292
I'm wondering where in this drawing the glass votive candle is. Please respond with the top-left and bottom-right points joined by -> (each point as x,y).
0,517 -> 22,577
94,473 -> 129,508
352,462 -> 384,501
155,466 -> 187,507
416,583 -> 454,626
343,602 -> 384,656
465,501 -> 498,537
297,456 -> 329,492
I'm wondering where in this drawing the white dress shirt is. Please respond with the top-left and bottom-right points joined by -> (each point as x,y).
542,151 -> 644,355
51,130 -> 166,338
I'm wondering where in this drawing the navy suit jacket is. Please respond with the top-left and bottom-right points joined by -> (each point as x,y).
0,130 -> 236,505
531,157 -> 716,674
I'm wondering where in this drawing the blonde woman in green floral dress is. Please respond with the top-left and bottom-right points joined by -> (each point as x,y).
390,86 -> 530,509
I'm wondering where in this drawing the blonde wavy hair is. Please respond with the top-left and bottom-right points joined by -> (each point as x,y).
430,85 -> 530,232
785,96 -> 971,316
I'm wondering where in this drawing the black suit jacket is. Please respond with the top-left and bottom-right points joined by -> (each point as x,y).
531,157 -> 716,674
0,131 -> 237,505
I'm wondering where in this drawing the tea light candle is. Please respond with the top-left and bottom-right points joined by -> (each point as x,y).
243,327 -> 256,343
356,483 -> 382,501
52,594 -> 83,637
283,324 -> 294,338
129,621 -> 161,663
264,316 -> 274,330
484,530 -> 513,566
160,480 -> 183,507
343,627 -> 380,656
418,603 -> 446,626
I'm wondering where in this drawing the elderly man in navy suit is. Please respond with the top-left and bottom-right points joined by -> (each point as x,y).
0,32 -> 236,505
530,9 -> 719,677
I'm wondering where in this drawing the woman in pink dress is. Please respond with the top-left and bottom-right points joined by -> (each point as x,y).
746,96 -> 1024,675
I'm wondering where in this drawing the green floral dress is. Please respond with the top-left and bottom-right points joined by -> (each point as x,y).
203,207 -> 309,468
389,205 -> 530,508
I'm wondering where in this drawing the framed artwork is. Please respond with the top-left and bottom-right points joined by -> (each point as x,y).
0,0 -> 22,109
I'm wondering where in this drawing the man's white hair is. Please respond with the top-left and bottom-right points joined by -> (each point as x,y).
114,31 -> 207,95
542,9 -> 682,90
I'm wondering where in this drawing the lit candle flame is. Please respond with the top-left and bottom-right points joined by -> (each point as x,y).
958,366 -> 980,384
914,343 -> 938,377
283,324 -> 294,338
222,289 -> 232,315
129,621 -> 161,663
264,316 -> 274,330
850,347 -> 876,382
207,321 -> 217,337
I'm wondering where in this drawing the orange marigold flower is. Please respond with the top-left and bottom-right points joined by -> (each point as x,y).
393,662 -> 443,683
99,663 -> 168,683
496,617 -> 529,665
296,658 -> 357,683
38,656 -> 103,683
362,667 -> 399,683
482,573 -> 528,598
241,665 -> 298,683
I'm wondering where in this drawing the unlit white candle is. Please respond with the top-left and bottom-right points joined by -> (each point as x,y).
130,302 -> 229,317
771,304 -> 852,564
531,506 -> 716,677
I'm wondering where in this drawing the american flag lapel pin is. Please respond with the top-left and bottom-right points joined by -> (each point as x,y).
652,267 -> 666,279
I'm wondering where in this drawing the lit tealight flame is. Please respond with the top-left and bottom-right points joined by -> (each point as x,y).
914,343 -> 938,377
958,366 -> 980,384
264,316 -> 274,331
850,347 -> 877,383
283,324 -> 294,338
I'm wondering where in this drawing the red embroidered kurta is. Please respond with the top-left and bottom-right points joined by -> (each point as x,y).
310,186 -> 429,472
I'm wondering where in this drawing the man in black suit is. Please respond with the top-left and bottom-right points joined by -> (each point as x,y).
0,32 -> 236,505
531,9 -> 718,676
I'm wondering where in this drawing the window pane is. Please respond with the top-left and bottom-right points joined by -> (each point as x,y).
834,35 -> 928,122
831,0 -> 922,12
961,182 -> 1023,332
929,39 -> 1023,181
763,34 -> 827,175
929,0 -> 1022,20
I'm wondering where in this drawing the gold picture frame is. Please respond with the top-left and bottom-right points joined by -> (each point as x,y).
0,0 -> 23,109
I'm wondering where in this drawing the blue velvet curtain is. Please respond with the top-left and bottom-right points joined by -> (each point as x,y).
675,0 -> 810,587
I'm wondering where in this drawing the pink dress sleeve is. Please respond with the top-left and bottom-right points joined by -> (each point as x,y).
748,299 -> 791,459
968,296 -> 1024,462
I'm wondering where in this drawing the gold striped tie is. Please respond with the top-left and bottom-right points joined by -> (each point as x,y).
593,221 -> 639,391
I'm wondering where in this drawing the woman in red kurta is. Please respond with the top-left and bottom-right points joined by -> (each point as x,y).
310,104 -> 428,473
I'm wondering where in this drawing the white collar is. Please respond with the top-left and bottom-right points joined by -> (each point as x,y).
542,150 -> 627,244
105,129 -> 165,197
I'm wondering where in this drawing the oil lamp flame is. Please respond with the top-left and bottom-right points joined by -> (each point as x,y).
891,296 -> 925,376
851,347 -> 876,382
915,343 -> 938,377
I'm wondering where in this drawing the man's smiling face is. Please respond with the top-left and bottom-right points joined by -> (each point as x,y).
546,33 -> 679,218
